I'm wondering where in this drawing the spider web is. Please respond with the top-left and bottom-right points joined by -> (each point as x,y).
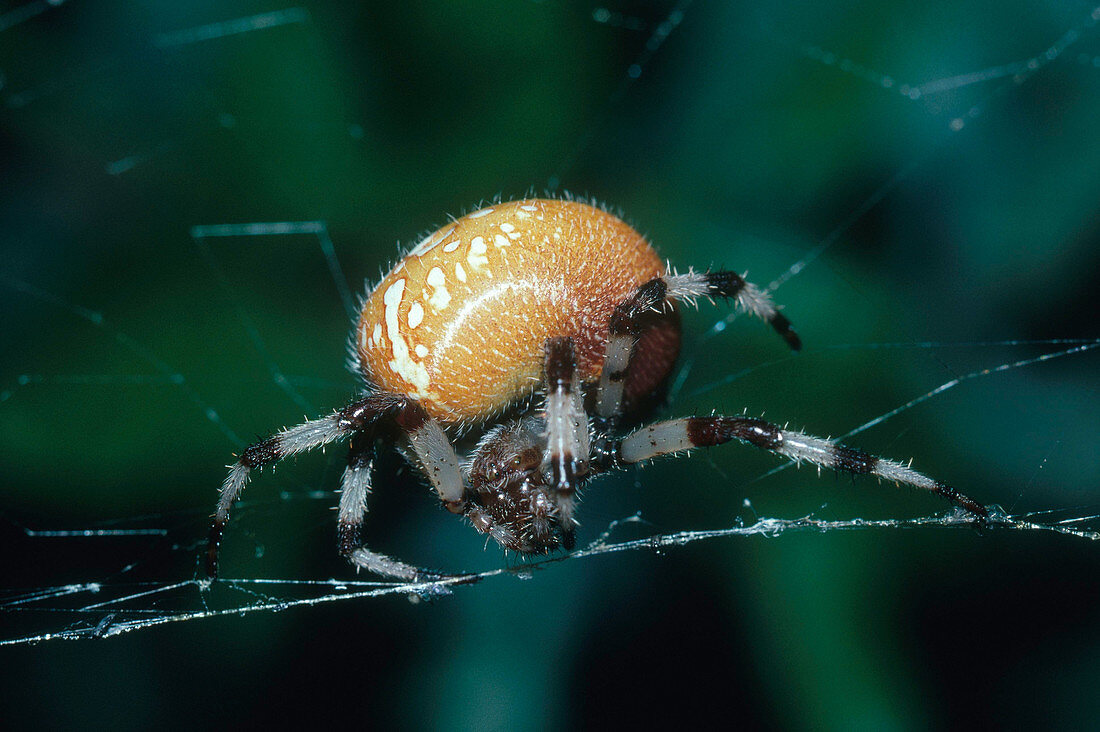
1,0 -> 1098,669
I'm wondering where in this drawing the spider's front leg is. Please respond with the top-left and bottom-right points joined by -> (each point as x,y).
543,337 -> 590,487
205,393 -> 394,578
388,397 -> 466,514
206,392 -> 472,582
339,438 -> 475,583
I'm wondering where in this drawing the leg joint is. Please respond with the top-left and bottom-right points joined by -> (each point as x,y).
240,436 -> 280,468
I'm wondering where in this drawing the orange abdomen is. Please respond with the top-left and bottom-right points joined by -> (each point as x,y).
356,199 -> 674,425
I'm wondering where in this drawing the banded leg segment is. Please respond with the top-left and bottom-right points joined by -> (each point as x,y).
392,399 -> 465,513
664,270 -> 800,351
596,270 -> 800,418
205,394 -> 390,578
205,393 -> 466,579
615,415 -> 988,518
596,280 -> 667,418
542,337 -> 590,492
347,547 -> 424,581
338,426 -> 473,583
337,431 -> 376,558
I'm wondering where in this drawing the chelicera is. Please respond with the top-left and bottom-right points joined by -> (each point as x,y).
205,198 -> 987,581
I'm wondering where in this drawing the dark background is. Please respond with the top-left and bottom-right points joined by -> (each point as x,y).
2,1 -> 1098,729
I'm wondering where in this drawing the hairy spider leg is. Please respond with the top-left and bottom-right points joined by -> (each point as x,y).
595,269 -> 800,419
206,393 -> 466,578
601,415 -> 988,519
541,337 -> 589,543
389,399 -> 465,513
542,339 -> 590,485
337,430 -> 376,558
336,425 -> 478,582
464,503 -> 523,551
347,546 -> 462,583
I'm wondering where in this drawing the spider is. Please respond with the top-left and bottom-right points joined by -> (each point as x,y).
205,198 -> 988,582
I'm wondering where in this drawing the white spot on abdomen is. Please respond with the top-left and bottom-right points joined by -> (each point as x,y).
468,236 -> 489,270
454,262 -> 467,282
426,266 -> 451,310
408,302 -> 424,329
382,278 -> 431,396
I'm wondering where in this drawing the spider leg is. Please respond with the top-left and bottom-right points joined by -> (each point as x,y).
606,415 -> 988,519
595,269 -> 799,418
206,392 -> 467,578
347,547 -> 478,584
336,424 -> 474,582
336,430 -> 376,558
390,398 -> 466,514
466,505 -> 523,551
542,336 -> 590,535
664,270 -> 800,350
205,394 -> 395,578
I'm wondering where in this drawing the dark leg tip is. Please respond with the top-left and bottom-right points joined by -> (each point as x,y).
204,547 -> 220,580
204,522 -> 224,579
935,484 -> 990,527
769,313 -> 801,351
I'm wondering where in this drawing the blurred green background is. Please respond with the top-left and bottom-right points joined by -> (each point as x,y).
2,1 -> 1098,728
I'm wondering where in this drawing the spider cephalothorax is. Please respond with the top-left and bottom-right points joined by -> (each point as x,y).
466,417 -> 575,554
205,197 -> 988,583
